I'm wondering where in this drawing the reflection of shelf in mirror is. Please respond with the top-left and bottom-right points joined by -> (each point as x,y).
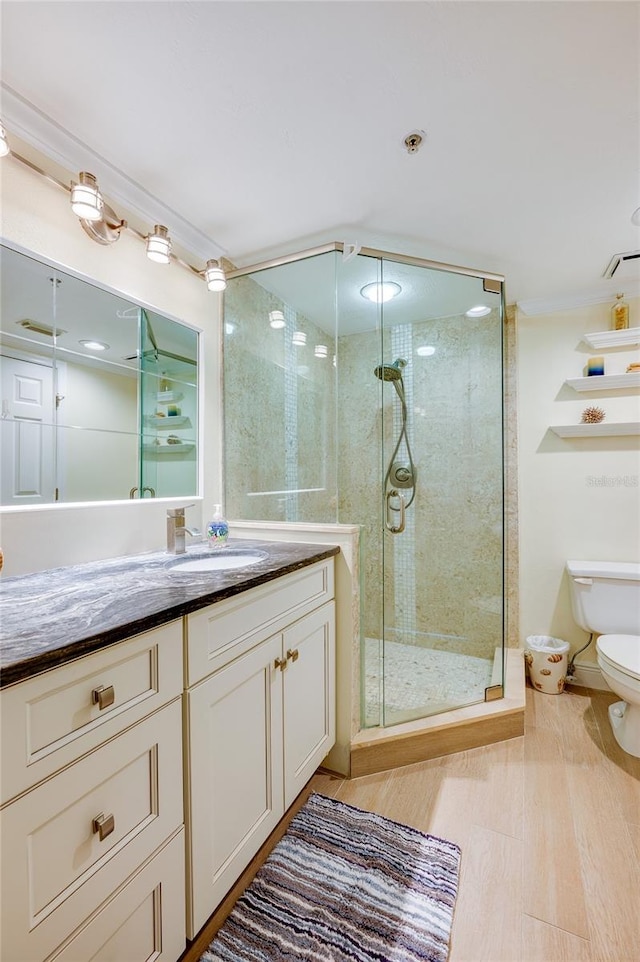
142,442 -> 195,454
582,327 -> 640,350
565,373 -> 640,392
145,415 -> 191,428
550,422 -> 640,438
155,391 -> 184,403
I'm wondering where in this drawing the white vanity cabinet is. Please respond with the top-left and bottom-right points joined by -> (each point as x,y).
0,621 -> 186,962
184,560 -> 335,937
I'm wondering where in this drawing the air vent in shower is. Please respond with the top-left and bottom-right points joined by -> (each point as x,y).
16,319 -> 66,337
603,250 -> 640,279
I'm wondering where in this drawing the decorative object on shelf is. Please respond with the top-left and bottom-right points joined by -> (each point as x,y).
167,404 -> 181,416
587,356 -> 605,376
581,406 -> 606,424
611,293 -> 629,331
159,375 -> 172,392
627,362 -> 640,373
206,504 -> 229,548
166,434 -> 182,444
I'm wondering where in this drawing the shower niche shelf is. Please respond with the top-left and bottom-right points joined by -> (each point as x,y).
565,373 -> 640,392
550,422 -> 640,438
581,327 -> 640,350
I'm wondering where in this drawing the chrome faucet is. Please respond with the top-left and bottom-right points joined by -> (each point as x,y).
166,506 -> 201,554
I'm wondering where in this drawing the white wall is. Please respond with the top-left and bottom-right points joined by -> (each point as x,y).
0,156 -> 222,576
517,298 -> 640,663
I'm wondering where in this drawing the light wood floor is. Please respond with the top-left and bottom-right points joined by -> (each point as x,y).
313,685 -> 640,962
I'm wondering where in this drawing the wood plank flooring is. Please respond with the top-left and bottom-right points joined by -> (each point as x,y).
183,685 -> 639,962
316,685 -> 640,962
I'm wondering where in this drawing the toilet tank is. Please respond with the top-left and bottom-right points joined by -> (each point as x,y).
566,561 -> 640,635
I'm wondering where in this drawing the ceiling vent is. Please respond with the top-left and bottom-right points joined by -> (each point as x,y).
603,250 -> 640,279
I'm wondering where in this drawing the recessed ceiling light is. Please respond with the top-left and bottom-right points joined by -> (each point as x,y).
79,339 -> 109,351
465,304 -> 491,317
416,345 -> 436,357
360,282 -> 402,304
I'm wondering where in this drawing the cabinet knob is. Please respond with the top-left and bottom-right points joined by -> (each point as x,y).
286,648 -> 299,663
92,685 -> 115,710
274,657 -> 287,672
92,811 -> 115,841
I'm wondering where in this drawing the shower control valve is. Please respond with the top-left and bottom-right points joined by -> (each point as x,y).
390,462 -> 416,489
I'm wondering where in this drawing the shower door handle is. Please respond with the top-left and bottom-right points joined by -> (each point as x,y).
385,489 -> 406,534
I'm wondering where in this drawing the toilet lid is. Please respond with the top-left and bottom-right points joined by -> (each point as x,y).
596,634 -> 640,680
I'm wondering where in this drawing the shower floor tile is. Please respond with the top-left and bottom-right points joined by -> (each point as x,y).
363,637 -> 494,727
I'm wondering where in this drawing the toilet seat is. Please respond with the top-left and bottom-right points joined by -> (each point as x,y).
596,634 -> 640,681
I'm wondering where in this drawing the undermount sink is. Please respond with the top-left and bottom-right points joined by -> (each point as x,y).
167,549 -> 267,574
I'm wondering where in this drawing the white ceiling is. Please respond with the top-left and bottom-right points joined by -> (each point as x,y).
1,1 -> 639,309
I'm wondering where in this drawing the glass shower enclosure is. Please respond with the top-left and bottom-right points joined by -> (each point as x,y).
223,244 -> 504,729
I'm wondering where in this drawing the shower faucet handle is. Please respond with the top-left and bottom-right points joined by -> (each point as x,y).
385,489 -> 406,534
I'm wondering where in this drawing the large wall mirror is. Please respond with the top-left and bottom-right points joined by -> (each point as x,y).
0,243 -> 199,505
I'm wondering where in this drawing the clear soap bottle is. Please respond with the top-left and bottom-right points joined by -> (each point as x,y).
206,504 -> 229,548
611,293 -> 629,331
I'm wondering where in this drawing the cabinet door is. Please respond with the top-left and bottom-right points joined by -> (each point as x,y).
283,601 -> 336,809
185,634 -> 284,937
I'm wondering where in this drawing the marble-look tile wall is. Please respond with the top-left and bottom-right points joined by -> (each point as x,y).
338,312 -> 504,661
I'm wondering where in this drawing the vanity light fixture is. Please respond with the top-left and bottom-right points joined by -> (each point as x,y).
0,122 -> 10,158
360,281 -> 401,304
146,225 -> 172,264
465,304 -> 491,317
79,339 -> 109,351
70,172 -> 103,221
314,344 -> 328,358
292,331 -> 307,346
269,310 -> 286,329
204,259 -> 227,292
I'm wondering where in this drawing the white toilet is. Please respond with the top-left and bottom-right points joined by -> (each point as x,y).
566,560 -> 640,758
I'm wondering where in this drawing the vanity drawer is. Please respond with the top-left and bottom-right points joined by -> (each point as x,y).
1,619 -> 183,804
48,829 -> 186,962
186,558 -> 334,685
0,698 -> 183,962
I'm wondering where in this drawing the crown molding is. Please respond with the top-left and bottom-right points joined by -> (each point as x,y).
1,83 -> 226,263
517,280 -> 640,316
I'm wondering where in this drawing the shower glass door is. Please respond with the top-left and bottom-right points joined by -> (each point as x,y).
377,257 -> 504,726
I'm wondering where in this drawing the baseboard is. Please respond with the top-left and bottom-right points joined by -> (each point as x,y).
567,661 -> 612,692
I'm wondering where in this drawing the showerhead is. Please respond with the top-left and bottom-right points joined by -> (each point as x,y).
374,358 -> 407,382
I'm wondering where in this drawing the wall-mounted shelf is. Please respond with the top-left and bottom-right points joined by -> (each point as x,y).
565,373 -> 640,392
581,327 -> 640,350
145,415 -> 192,428
155,391 -> 184,403
142,442 -> 195,455
550,422 -> 640,438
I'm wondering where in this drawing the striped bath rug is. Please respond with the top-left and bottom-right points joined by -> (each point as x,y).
200,792 -> 461,962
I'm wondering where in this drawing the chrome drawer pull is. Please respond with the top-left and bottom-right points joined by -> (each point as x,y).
91,685 -> 115,710
286,648 -> 299,663
274,657 -> 287,672
92,811 -> 115,841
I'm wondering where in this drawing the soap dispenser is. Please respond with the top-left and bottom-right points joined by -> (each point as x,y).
206,504 -> 229,548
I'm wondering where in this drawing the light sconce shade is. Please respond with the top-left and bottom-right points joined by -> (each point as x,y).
205,259 -> 227,292
70,172 -> 104,221
360,281 -> 401,304
314,344 -> 328,358
269,310 -> 286,329
146,225 -> 172,264
465,304 -> 491,317
292,331 -> 307,346
0,123 -> 9,158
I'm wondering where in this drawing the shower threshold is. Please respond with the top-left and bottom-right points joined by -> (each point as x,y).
350,648 -> 525,777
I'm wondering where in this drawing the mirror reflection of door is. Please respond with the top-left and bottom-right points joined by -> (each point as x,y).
0,353 -> 55,504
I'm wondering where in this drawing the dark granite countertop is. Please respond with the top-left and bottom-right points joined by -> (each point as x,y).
0,539 -> 339,688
